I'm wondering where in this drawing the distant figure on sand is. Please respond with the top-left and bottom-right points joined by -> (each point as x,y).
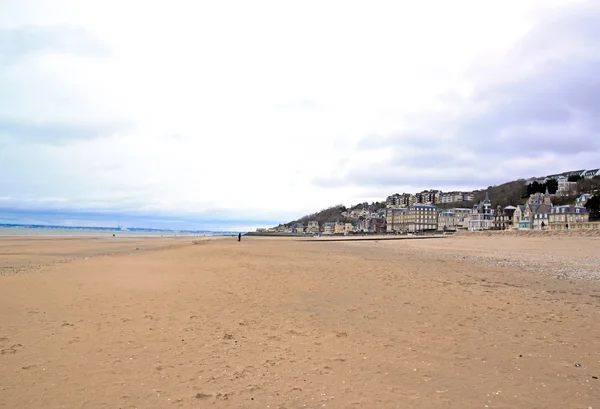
238,233 -> 242,242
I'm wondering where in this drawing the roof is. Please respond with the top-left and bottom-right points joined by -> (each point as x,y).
560,169 -> 585,176
533,204 -> 551,214
505,205 -> 517,209
551,205 -> 588,213
410,204 -> 436,209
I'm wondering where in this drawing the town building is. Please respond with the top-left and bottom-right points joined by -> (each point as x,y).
323,222 -> 335,235
576,193 -> 593,207
437,208 -> 470,231
512,205 -> 526,229
386,193 -> 413,208
548,205 -> 589,230
556,177 -> 577,196
518,218 -> 531,230
438,209 -> 456,231
493,205 -> 516,230
413,190 -> 441,205
292,223 -> 305,234
439,191 -> 474,204
306,221 -> 320,234
468,192 -> 494,231
527,189 -> 552,206
372,218 -> 387,234
334,222 -> 345,235
453,208 -> 471,230
531,204 -> 552,230
386,207 -> 408,233
407,204 -> 438,232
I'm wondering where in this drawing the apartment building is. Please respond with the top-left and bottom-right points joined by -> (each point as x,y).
557,177 -> 577,196
438,209 -> 456,231
440,191 -> 474,204
415,190 -> 441,205
548,205 -> 589,230
453,208 -> 471,229
386,207 -> 408,233
407,204 -> 438,232
386,193 -> 413,208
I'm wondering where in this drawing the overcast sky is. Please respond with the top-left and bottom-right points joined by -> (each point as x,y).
1,0 -> 599,230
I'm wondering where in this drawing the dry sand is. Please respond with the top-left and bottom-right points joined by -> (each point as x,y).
1,235 -> 599,408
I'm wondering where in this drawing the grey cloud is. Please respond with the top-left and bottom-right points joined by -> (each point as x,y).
0,117 -> 128,145
0,25 -> 110,64
316,2 -> 600,191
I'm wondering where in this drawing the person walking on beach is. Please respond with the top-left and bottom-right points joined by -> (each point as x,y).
238,233 -> 242,242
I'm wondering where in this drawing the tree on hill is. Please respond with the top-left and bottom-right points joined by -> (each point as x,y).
469,180 -> 527,209
568,174 -> 583,182
286,204 -> 352,227
585,196 -> 600,221
525,179 -> 558,197
577,176 -> 600,194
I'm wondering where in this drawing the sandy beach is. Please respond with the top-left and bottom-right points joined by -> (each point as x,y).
1,235 -> 599,408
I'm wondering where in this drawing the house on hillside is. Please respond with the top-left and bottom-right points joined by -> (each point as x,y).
557,177 -> 578,196
527,188 -> 552,206
576,193 -> 593,206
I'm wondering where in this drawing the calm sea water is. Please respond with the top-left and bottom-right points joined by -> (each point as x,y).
0,227 -> 221,238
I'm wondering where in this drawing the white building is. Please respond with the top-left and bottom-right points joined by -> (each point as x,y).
468,192 -> 494,231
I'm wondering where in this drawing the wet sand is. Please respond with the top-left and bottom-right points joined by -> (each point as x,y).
1,235 -> 599,408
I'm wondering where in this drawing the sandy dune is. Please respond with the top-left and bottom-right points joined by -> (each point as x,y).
1,235 -> 599,408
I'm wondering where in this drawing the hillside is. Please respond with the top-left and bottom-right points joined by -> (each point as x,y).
285,205 -> 353,227
284,175 -> 600,226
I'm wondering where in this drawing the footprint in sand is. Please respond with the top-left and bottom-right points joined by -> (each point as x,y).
1,344 -> 22,354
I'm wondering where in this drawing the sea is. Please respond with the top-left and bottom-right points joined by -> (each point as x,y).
0,224 -> 238,238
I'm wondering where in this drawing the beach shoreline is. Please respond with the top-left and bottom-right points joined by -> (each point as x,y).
1,235 -> 599,408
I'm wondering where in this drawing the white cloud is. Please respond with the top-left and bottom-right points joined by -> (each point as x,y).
0,0 -> 594,228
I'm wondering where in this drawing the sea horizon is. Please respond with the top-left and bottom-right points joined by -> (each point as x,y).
0,208 -> 278,234
0,224 -> 242,237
